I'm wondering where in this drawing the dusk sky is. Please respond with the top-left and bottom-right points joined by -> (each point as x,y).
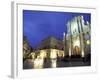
23,10 -> 91,48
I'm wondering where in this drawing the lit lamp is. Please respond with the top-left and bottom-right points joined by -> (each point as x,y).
86,40 -> 90,45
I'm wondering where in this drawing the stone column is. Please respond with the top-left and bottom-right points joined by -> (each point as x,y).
77,16 -> 85,57
67,22 -> 72,57
63,32 -> 66,56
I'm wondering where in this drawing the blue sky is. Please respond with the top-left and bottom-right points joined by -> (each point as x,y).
23,10 -> 91,48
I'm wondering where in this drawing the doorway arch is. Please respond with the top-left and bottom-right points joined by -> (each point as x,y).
73,46 -> 81,55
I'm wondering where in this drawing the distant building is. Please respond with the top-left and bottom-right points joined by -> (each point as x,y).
64,16 -> 91,57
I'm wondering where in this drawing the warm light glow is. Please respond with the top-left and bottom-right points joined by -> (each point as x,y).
50,49 -> 57,58
81,50 -> 84,57
51,59 -> 57,68
57,50 -> 64,57
40,50 -> 46,58
74,46 -> 81,55
31,52 -> 35,59
86,40 -> 90,45
69,48 -> 71,57
33,56 -> 44,69
73,39 -> 80,47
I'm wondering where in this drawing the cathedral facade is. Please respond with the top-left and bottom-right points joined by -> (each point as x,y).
64,16 -> 91,58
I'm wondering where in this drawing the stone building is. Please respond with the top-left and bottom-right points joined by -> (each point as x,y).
36,36 -> 64,59
64,16 -> 91,58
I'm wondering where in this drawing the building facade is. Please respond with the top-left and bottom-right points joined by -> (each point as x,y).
36,36 -> 64,59
30,36 -> 64,68
64,16 -> 91,57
